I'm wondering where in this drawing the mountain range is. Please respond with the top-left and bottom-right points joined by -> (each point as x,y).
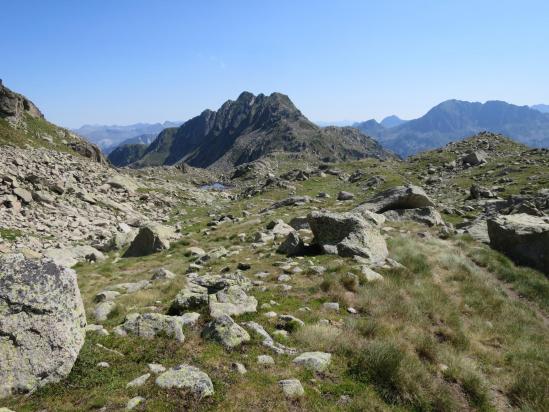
73,121 -> 182,153
531,104 -> 549,113
355,100 -> 549,157
130,91 -> 395,169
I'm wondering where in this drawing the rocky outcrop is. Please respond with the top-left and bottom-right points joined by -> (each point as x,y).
115,312 -> 186,342
307,210 -> 388,262
487,214 -> 549,275
0,82 -> 43,123
0,254 -> 86,398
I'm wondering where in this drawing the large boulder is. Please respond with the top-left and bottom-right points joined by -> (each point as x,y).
123,223 -> 173,257
382,207 -> 444,227
0,254 -> 86,398
356,185 -> 434,213
307,211 -> 388,262
461,150 -> 487,166
487,214 -> 549,275
276,231 -> 305,257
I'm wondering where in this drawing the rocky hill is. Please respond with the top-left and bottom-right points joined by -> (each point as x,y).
108,143 -> 148,167
134,92 -> 396,170
356,99 -> 549,156
0,82 -> 107,164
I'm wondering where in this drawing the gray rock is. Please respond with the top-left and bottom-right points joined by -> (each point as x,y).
257,354 -> 275,365
293,352 -> 332,372
276,231 -> 305,257
202,314 -> 250,349
356,185 -> 435,213
209,285 -> 258,318
126,396 -> 145,410
323,302 -> 340,311
44,245 -> 106,268
0,254 -> 86,398
487,214 -> 549,275
94,301 -> 116,322
243,321 -> 298,355
155,364 -> 214,398
279,378 -> 304,398
382,206 -> 444,226
123,223 -> 173,257
337,191 -> 354,201
462,150 -> 487,166
94,290 -> 121,303
151,268 -> 176,281
148,363 -> 166,374
13,187 -> 32,204
116,313 -> 185,342
307,210 -> 388,262
361,266 -> 384,282
126,373 -> 150,388
169,284 -> 209,314
289,216 -> 309,230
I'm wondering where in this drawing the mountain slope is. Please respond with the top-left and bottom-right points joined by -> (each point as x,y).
380,115 -> 407,128
108,143 -> 148,167
0,82 -> 106,163
356,99 -> 549,157
135,92 -> 396,170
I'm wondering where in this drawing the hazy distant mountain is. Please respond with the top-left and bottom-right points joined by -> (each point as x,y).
134,91 -> 396,170
315,120 -> 355,127
352,119 -> 386,137
103,133 -> 156,154
531,104 -> 549,113
73,121 -> 182,152
355,99 -> 549,157
380,115 -> 408,128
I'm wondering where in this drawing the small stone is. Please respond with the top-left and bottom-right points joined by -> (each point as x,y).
232,362 -> 247,375
155,364 -> 214,397
293,352 -> 332,372
347,307 -> 358,314
257,355 -> 275,365
323,302 -> 340,311
279,378 -> 304,398
97,362 -> 110,368
126,373 -> 150,388
126,396 -> 145,410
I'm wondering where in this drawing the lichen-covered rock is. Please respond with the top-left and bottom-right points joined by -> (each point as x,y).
278,378 -> 304,398
209,285 -> 258,318
201,314 -> 250,349
115,312 -> 185,342
44,245 -> 106,268
155,364 -> 214,398
487,213 -> 549,275
0,254 -> 86,398
307,210 -> 388,262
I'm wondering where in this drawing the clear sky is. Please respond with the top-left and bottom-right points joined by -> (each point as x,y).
2,0 -> 548,128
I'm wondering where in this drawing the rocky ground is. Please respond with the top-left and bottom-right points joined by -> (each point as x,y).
1,132 -> 548,411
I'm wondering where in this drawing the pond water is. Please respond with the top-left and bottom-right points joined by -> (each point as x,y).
199,182 -> 229,191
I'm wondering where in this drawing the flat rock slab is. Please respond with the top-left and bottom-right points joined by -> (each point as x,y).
115,313 -> 185,342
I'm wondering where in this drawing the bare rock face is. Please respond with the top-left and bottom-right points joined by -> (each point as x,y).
0,254 -> 86,398
356,185 -> 435,214
487,213 -> 549,275
307,210 -> 388,262
0,82 -> 43,123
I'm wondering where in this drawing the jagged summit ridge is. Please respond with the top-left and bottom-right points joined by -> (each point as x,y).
135,91 -> 395,170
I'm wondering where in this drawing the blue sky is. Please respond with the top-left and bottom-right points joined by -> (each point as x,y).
2,0 -> 548,127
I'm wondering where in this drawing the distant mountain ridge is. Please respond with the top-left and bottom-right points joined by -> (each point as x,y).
355,99 -> 549,157
134,91 -> 396,170
531,104 -> 549,113
73,121 -> 182,153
